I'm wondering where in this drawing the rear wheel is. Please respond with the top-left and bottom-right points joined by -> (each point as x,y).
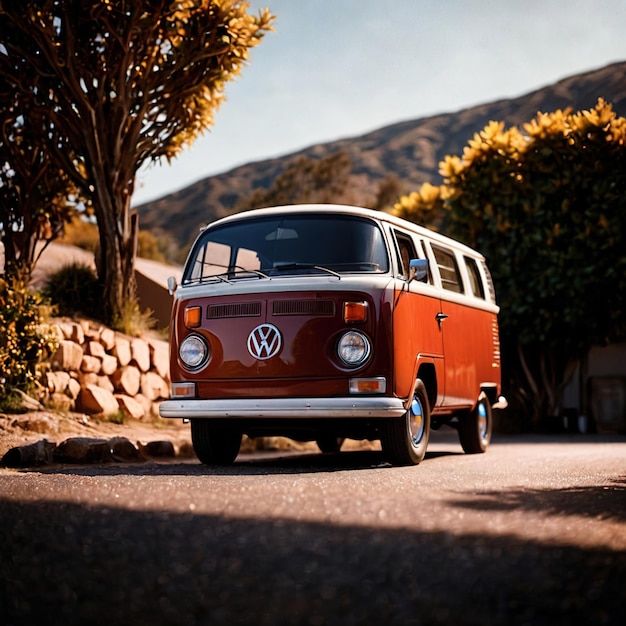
458,396 -> 492,454
382,380 -> 430,466
316,436 -> 345,454
191,420 -> 242,465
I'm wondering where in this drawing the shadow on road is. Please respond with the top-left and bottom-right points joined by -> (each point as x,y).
1,494 -> 624,625
29,444 -> 463,478
448,477 -> 626,522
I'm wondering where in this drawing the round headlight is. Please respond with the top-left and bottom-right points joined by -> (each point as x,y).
179,334 -> 210,370
337,331 -> 371,367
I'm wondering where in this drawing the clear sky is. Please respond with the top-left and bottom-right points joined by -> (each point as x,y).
131,0 -> 626,206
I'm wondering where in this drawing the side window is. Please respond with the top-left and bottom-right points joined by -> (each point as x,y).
432,245 -> 463,293
393,231 -> 417,280
464,256 -> 485,299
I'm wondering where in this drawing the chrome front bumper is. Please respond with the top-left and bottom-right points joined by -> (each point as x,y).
159,396 -> 407,420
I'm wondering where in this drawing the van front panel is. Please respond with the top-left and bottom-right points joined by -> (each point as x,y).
168,282 -> 395,400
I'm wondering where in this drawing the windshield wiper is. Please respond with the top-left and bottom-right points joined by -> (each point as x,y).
231,267 -> 271,279
273,263 -> 342,279
189,265 -> 271,285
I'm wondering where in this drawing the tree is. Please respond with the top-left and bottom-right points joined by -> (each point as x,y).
393,181 -> 446,228
0,66 -> 82,283
0,1 -> 273,326
394,99 -> 626,427
236,152 -> 354,211
372,174 -> 405,211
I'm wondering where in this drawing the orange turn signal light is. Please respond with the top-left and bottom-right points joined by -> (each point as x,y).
184,306 -> 201,328
343,301 -> 368,323
170,382 -> 196,398
349,377 -> 386,394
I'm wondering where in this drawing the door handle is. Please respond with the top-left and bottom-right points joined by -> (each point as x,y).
435,312 -> 448,327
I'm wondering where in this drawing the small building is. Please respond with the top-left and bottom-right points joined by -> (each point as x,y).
562,343 -> 626,433
30,242 -> 181,331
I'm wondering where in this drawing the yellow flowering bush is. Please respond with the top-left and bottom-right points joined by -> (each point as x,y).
0,277 -> 59,411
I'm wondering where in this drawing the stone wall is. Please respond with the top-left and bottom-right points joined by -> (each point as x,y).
46,319 -> 170,420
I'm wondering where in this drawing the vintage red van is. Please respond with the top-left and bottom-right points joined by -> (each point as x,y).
160,204 -> 506,465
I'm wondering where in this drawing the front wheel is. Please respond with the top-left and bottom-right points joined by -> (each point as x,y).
381,380 -> 430,466
191,420 -> 242,465
458,395 -> 492,454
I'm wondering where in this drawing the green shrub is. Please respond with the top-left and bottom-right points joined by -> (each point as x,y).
113,298 -> 157,338
0,277 -> 59,410
42,262 -> 102,321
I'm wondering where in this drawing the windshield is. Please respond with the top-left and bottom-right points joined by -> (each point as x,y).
184,214 -> 389,284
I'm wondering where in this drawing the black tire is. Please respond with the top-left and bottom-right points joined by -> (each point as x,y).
458,395 -> 492,454
316,436 -> 345,454
191,420 -> 242,465
381,380 -> 430,466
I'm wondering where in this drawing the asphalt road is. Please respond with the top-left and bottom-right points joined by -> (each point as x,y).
1,430 -> 625,626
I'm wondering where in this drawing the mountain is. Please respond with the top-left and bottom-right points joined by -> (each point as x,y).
136,61 -> 626,250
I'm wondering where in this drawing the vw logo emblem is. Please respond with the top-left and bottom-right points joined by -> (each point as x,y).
247,324 -> 282,360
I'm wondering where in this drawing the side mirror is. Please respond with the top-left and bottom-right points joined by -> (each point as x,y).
409,258 -> 428,283
167,276 -> 177,295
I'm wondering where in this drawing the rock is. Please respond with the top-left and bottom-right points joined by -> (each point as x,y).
51,340 -> 84,371
131,337 -> 151,372
148,338 -> 170,379
137,440 -> 176,458
46,371 -> 71,394
81,354 -> 101,374
140,371 -> 169,401
99,327 -> 116,351
116,394 -> 146,419
78,372 -> 99,386
100,353 -> 118,376
2,439 -> 57,468
54,437 -> 111,464
76,384 -> 120,416
67,377 -> 82,399
132,393 -> 153,418
55,321 -> 76,340
80,320 -> 98,340
95,375 -> 114,393
108,436 -> 141,462
61,321 -> 85,344
112,365 -> 141,396
86,340 -> 106,359
113,336 -> 132,366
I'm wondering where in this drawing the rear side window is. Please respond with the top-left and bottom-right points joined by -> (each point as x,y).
464,256 -> 485,299
432,245 -> 463,293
